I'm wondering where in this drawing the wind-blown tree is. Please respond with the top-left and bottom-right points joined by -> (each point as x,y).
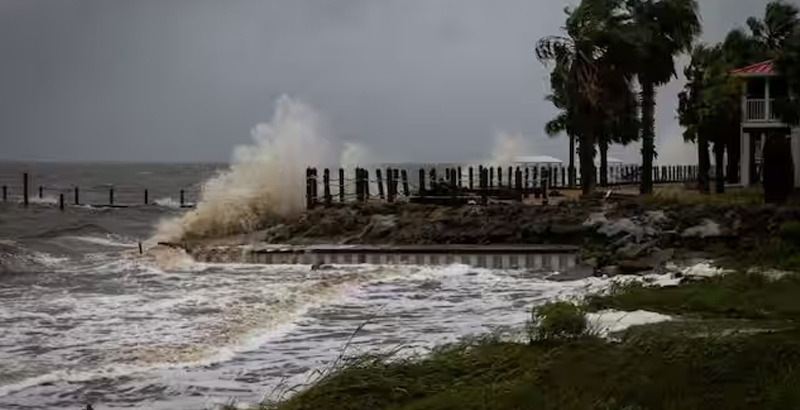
537,0 -> 635,194
544,65 -> 579,187
771,2 -> 800,125
678,43 -> 744,194
623,0 -> 702,194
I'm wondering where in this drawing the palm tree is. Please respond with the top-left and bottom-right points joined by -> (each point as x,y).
537,0 -> 633,195
623,0 -> 701,194
544,66 -> 578,187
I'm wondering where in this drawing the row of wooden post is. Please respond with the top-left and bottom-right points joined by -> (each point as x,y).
1,173 -> 192,209
305,164 -> 703,208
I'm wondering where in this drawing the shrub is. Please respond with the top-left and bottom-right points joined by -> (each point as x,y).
779,220 -> 800,246
529,301 -> 588,342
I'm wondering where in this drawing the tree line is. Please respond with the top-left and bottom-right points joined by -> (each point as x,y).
538,0 -> 800,199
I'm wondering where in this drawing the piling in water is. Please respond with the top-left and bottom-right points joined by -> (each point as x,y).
74,186 -> 80,205
180,190 -> 185,207
144,189 -> 149,205
109,187 -> 115,206
38,186 -> 43,199
323,168 -> 332,206
23,173 -> 28,207
2,185 -> 6,202
401,170 -> 410,197
59,193 -> 64,211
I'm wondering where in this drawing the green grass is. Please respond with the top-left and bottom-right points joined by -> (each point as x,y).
586,272 -> 800,320
255,327 -> 800,410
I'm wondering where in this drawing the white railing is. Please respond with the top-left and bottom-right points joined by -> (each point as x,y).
745,98 -> 779,122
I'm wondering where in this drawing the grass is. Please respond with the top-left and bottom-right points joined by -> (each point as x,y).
586,272 -> 800,321
256,327 -> 800,410
244,286 -> 800,410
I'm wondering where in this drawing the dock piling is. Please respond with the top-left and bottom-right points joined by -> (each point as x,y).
109,186 -> 115,206
339,168 -> 345,203
324,168 -> 332,206
1,185 -> 6,202
38,186 -> 43,199
418,169 -> 426,197
59,193 -> 64,211
23,173 -> 29,207
74,187 -> 80,205
376,169 -> 385,200
144,189 -> 149,205
401,170 -> 410,197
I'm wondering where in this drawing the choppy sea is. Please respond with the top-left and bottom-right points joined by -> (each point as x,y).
0,162 -> 632,410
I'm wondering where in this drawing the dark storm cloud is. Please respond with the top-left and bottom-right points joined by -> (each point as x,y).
0,0 -> 777,163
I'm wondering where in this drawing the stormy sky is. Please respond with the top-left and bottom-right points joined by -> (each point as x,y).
0,0 -> 776,164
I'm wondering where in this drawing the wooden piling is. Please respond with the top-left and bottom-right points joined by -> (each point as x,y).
419,169 -> 426,197
324,168 -> 332,206
542,169 -> 549,206
364,169 -> 370,199
74,187 -> 80,205
355,168 -> 363,203
311,168 -> 319,205
339,168 -> 345,203
109,186 -> 115,206
23,172 -> 29,207
489,167 -> 494,189
386,167 -> 395,203
180,189 -> 185,207
376,169 -> 385,200
525,167 -> 530,191
306,168 -> 313,209
468,167 -> 474,190
480,167 -> 488,204
401,170 -> 410,197
38,186 -> 43,199
515,167 -> 522,198
497,167 -> 503,187
1,185 -> 5,202
59,193 -> 64,211
144,189 -> 149,205
457,167 -> 463,188
449,167 -> 457,201
394,169 -> 400,197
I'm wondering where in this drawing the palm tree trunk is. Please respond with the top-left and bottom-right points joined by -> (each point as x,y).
600,137 -> 609,187
580,133 -> 596,195
640,80 -> 656,194
697,134 -> 710,194
714,141 -> 725,194
568,134 -> 576,187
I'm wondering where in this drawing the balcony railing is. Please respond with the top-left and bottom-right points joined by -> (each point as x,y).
745,98 -> 779,122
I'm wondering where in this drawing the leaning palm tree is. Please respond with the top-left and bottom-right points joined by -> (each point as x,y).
544,65 -> 579,187
537,0 -> 632,195
624,0 -> 701,194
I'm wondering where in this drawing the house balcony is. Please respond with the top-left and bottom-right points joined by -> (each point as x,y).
744,98 -> 781,124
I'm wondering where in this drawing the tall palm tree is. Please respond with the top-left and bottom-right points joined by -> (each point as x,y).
624,0 -> 701,194
537,0 -> 633,195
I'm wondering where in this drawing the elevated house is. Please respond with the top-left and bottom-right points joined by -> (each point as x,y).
732,60 -> 800,186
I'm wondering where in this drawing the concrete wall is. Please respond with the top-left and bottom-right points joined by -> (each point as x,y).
193,247 -> 579,271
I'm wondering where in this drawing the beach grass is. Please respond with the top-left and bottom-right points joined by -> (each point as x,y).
245,275 -> 800,410
256,325 -> 800,410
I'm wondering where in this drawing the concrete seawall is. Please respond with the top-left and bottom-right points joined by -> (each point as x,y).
189,244 -> 580,270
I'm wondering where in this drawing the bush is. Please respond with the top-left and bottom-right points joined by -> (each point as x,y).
779,221 -> 800,246
530,301 -> 588,341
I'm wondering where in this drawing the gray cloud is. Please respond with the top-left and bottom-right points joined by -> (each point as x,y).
0,0 -> 776,163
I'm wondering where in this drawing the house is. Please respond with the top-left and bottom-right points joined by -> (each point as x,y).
731,60 -> 800,186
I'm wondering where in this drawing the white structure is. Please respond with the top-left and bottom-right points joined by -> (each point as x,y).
732,60 -> 800,186
514,155 -> 563,165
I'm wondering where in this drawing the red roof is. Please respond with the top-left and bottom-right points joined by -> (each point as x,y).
730,60 -> 775,75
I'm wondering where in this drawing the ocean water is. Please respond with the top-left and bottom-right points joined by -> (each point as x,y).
0,162 -> 633,410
